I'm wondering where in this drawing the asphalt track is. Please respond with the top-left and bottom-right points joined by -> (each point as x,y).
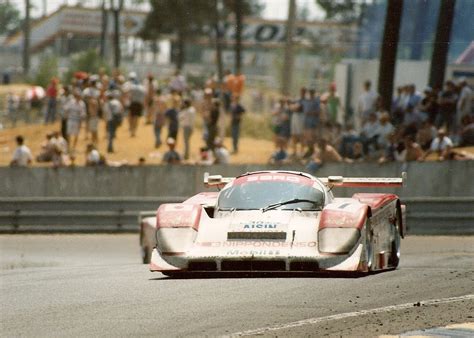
1,234 -> 473,337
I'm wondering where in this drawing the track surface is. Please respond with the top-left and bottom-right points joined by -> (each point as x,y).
1,235 -> 473,337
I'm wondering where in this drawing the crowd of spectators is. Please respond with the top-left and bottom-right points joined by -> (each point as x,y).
7,68 -> 247,167
269,79 -> 474,170
5,69 -> 474,168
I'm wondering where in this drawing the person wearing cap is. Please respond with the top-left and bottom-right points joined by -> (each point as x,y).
162,138 -> 182,164
421,128 -> 453,161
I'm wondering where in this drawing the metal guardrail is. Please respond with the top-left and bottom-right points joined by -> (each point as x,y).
0,197 -> 472,235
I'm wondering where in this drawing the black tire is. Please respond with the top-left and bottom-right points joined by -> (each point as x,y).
141,246 -> 150,264
390,222 -> 401,268
365,222 -> 374,272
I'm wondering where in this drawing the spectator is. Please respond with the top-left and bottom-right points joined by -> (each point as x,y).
223,69 -> 234,111
416,120 -> 437,151
302,88 -> 321,156
314,138 -> 344,163
213,137 -> 230,164
290,87 -> 306,157
58,86 -> 71,141
103,90 -> 123,153
459,115 -> 474,147
144,74 -> 157,124
162,138 -> 181,164
64,89 -> 86,153
179,98 -> 196,160
378,133 -> 405,164
377,112 -> 394,150
10,135 -> 33,167
326,83 -> 341,124
5,91 -> 20,127
36,132 -> 57,162
422,128 -> 453,161
437,81 -> 458,133
206,98 -> 221,149
346,141 -> 365,162
44,78 -> 59,124
400,135 -> 424,162
357,80 -> 378,130
152,88 -> 166,148
391,86 -> 405,126
229,95 -> 246,154
165,94 -> 181,141
456,78 -> 472,129
85,143 -> 105,166
419,87 -> 439,124
124,72 -> 146,137
360,112 -> 381,157
269,137 -> 290,165
87,97 -> 100,144
339,123 -> 360,158
82,76 -> 101,140
278,98 -> 292,143
169,70 -> 187,94
197,146 -> 214,165
229,70 -> 245,99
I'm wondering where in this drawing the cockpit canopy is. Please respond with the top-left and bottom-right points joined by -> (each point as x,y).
218,175 -> 325,211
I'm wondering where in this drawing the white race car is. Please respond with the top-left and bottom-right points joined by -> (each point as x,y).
140,171 -> 406,276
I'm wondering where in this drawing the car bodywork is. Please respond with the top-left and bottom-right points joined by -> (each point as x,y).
140,171 -> 406,275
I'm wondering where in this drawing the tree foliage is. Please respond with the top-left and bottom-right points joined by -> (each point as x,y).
0,2 -> 21,35
34,55 -> 59,88
315,0 -> 366,23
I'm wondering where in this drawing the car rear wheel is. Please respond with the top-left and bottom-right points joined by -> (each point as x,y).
390,222 -> 401,268
141,246 -> 150,264
365,222 -> 374,272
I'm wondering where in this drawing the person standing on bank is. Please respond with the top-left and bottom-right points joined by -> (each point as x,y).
179,98 -> 197,160
103,91 -> 124,153
229,95 -> 246,154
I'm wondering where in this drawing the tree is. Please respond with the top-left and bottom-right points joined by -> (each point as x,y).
315,0 -> 366,23
429,0 -> 456,90
23,0 -> 30,76
141,0 -> 216,70
0,2 -> 21,35
281,0 -> 297,95
377,0 -> 404,112
223,0 -> 263,73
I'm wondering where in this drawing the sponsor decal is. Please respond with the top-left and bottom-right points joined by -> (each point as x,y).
226,249 -> 281,256
195,241 -> 316,248
242,221 -> 280,229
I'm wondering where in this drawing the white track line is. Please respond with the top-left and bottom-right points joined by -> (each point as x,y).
231,294 -> 474,336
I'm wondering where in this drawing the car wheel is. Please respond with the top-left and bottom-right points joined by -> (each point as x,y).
141,246 -> 150,264
365,222 -> 374,272
390,222 -> 401,268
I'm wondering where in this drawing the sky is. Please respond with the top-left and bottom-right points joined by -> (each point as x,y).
8,0 -> 325,21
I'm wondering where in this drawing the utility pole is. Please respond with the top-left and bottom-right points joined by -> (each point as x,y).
214,0 -> 224,89
100,0 -> 108,59
429,0 -> 456,90
281,0 -> 296,95
111,0 -> 124,68
23,0 -> 30,76
233,0 -> 243,74
377,0 -> 404,112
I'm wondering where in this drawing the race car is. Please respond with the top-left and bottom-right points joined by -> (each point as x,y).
140,170 -> 406,275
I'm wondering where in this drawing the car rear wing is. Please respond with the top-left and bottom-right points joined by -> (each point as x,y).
203,172 -> 234,189
319,172 -> 407,188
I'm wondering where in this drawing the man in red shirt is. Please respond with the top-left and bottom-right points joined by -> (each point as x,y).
45,77 -> 58,124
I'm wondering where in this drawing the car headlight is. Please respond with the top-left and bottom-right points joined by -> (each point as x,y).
318,228 -> 361,254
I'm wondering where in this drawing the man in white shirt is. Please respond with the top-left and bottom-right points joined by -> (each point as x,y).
10,136 -> 33,167
357,80 -> 379,131
422,128 -> 453,161
178,99 -> 196,160
457,78 -> 472,127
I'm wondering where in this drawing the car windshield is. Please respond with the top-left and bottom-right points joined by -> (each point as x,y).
218,180 -> 324,211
